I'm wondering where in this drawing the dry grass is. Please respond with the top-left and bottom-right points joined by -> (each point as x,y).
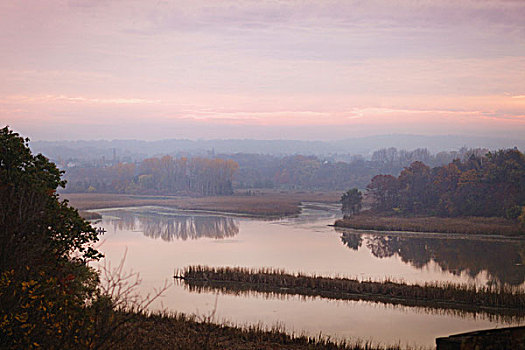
334,212 -> 523,236
178,266 -> 525,320
111,311 -> 412,350
60,190 -> 341,217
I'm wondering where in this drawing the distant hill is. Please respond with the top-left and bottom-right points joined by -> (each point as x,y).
30,134 -> 525,163
333,134 -> 525,155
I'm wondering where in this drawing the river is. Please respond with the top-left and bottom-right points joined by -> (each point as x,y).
92,203 -> 524,348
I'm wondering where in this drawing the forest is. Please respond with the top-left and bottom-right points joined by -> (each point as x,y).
61,147 -> 483,193
366,149 -> 525,218
64,156 -> 239,196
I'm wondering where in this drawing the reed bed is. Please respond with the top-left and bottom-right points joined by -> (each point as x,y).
61,191 -> 340,217
178,266 -> 525,319
182,281 -> 522,323
334,214 -> 523,236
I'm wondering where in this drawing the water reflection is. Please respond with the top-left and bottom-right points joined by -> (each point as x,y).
339,230 -> 525,286
105,210 -> 239,241
180,279 -> 523,323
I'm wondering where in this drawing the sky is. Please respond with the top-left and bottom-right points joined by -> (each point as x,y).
1,0 -> 524,141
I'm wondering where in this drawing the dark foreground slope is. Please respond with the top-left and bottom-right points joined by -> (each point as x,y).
111,311 -> 406,350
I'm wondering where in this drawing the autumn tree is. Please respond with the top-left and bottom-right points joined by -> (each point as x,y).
135,156 -> 238,195
397,161 -> 434,214
432,162 -> 461,216
367,174 -> 399,211
341,188 -> 363,218
0,127 -> 103,348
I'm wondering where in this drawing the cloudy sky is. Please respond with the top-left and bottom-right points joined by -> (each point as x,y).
1,0 -> 524,140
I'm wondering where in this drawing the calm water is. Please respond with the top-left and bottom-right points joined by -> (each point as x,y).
93,204 -> 525,348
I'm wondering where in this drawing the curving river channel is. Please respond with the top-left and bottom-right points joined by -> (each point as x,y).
92,203 -> 525,348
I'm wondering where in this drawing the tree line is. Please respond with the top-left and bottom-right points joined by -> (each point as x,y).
366,149 -> 525,218
226,147 -> 478,190
64,156 -> 239,196
59,147 -> 483,194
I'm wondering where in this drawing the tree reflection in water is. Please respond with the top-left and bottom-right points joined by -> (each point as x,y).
338,230 -> 525,287
107,210 -> 239,241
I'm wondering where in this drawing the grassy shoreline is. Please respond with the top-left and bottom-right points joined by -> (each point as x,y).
177,266 -> 525,320
334,213 -> 523,236
110,311 -> 411,350
61,191 -> 341,218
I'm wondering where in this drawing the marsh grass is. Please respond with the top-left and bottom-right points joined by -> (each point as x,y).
334,213 -> 523,236
110,310 -> 419,350
178,266 -> 525,320
62,191 -> 341,217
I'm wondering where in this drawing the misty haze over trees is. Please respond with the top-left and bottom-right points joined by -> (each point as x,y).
65,156 -> 238,196
27,135 -> 525,223
55,143 -> 500,194
30,134 -> 525,164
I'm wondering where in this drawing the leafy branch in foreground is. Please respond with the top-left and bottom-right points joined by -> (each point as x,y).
0,126 -> 104,348
0,126 -> 171,349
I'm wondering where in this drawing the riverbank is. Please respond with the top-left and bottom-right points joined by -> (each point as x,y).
110,311 -> 408,350
334,213 -> 523,236
62,190 -> 341,218
177,266 -> 525,320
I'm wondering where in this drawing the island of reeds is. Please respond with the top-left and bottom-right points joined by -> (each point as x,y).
177,266 -> 525,320
334,213 -> 523,236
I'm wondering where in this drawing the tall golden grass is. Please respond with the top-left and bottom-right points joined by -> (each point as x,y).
61,190 -> 341,217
